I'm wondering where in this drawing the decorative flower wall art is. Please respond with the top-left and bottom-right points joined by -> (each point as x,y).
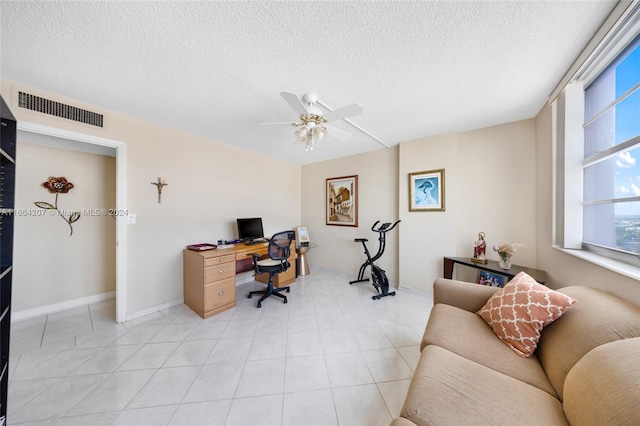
34,176 -> 80,236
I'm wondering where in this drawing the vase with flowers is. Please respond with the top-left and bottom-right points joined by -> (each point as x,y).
492,241 -> 523,270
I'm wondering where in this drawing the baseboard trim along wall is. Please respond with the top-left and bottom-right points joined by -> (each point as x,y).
11,291 -> 116,322
398,284 -> 434,298
11,270 -> 431,323
126,298 -> 184,322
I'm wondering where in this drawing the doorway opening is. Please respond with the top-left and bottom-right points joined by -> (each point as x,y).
16,122 -> 127,323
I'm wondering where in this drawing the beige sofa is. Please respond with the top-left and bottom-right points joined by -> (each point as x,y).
393,278 -> 640,426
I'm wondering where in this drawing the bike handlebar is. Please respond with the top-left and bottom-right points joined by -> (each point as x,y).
371,220 -> 401,233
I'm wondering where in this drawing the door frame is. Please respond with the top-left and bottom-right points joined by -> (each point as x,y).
17,122 -> 128,323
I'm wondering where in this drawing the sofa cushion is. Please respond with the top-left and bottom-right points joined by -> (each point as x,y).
422,303 -> 557,396
476,272 -> 576,357
390,418 -> 418,426
563,337 -> 640,425
537,286 -> 640,400
400,345 -> 568,426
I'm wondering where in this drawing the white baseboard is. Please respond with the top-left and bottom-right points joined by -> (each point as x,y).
398,284 -> 434,298
12,291 -> 116,322
126,298 -> 184,322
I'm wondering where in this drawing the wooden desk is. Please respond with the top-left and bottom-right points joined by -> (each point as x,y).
183,248 -> 237,319
183,241 -> 296,318
443,256 -> 547,284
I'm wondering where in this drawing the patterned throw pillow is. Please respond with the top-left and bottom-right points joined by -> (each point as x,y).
476,272 -> 577,357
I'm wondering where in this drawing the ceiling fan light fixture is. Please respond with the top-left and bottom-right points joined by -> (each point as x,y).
269,91 -> 366,152
313,125 -> 327,139
295,127 -> 308,143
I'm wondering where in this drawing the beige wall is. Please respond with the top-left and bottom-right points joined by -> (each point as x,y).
302,120 -> 538,293
301,147 -> 400,284
398,120 -> 538,290
535,103 -> 640,304
454,120 -> 538,282
13,142 -> 116,311
2,80 -> 301,318
6,78 -> 636,317
398,133 -> 459,290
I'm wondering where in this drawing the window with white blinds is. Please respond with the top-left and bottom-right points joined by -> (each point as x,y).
582,34 -> 640,262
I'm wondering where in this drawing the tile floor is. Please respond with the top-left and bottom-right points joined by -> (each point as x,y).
7,266 -> 433,426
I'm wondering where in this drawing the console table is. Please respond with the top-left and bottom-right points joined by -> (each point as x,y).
443,256 -> 547,284
183,241 -> 296,319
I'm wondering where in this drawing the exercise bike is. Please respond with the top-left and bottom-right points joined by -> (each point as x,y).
350,220 -> 401,300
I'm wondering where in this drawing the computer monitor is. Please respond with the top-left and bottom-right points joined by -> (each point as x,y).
236,217 -> 264,242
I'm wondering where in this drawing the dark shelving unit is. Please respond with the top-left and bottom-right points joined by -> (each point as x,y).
0,95 -> 16,426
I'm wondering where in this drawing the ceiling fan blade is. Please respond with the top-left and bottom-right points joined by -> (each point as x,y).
258,121 -> 298,126
325,125 -> 352,141
280,91 -> 310,115
323,103 -> 363,122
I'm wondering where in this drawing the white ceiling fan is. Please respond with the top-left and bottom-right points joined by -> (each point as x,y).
260,92 -> 363,151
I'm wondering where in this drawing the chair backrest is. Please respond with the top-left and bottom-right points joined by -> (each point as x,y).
268,230 -> 295,261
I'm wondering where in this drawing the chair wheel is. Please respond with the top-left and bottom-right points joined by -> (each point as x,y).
286,287 -> 290,293
283,298 -> 288,304
247,294 -> 252,299
257,302 -> 262,308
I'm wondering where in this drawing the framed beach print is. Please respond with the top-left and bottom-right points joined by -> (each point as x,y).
326,175 -> 358,227
409,169 -> 445,212
476,270 -> 508,288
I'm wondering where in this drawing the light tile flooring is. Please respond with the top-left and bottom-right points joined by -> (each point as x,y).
7,267 -> 433,426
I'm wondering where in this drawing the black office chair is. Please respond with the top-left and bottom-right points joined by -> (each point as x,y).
247,230 -> 295,308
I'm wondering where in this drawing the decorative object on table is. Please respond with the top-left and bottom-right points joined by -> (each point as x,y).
326,175 -> 358,226
476,270 -> 508,287
151,177 -> 168,203
493,241 -> 524,270
408,169 -> 445,212
34,176 -> 80,236
471,231 -> 488,264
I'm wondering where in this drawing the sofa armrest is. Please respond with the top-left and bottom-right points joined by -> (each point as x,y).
433,278 -> 500,312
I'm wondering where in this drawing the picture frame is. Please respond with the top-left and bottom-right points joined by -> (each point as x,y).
476,270 -> 508,288
408,169 -> 445,212
326,175 -> 358,227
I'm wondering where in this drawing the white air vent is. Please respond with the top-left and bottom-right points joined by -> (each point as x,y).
18,91 -> 104,127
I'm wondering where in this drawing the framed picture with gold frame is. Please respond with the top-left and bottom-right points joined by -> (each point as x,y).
326,175 -> 358,227
409,169 -> 445,212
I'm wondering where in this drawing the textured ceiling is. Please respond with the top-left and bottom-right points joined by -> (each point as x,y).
0,1 -> 617,165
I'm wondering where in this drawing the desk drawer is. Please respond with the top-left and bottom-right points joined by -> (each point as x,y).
205,262 -> 235,283
204,278 -> 235,312
204,254 -> 236,267
236,248 -> 267,261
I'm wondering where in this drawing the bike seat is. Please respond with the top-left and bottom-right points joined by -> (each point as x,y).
354,238 -> 368,242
